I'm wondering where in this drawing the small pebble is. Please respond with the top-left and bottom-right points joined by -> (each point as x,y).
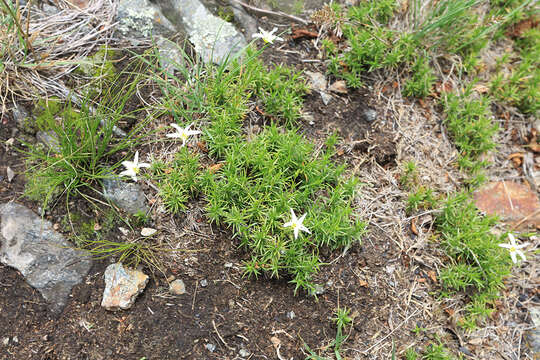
200,279 -> 208,287
2,337 -> 9,346
205,343 -> 215,352
12,336 -> 18,344
362,108 -> 377,122
169,279 -> 186,295
287,311 -> 295,319
458,346 -> 473,357
239,348 -> 250,357
224,262 -> 233,268
314,284 -> 325,295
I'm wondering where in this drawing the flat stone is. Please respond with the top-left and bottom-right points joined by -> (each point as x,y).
169,0 -> 247,64
305,71 -> 327,92
362,108 -> 377,122
473,181 -> 540,229
0,202 -> 92,313
101,263 -> 148,310
169,279 -> 186,295
103,178 -> 149,215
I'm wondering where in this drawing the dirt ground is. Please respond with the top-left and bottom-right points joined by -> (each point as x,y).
0,14 -> 537,360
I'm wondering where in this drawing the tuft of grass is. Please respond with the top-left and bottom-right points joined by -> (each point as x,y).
435,192 -> 512,328
21,62 -> 150,209
441,86 -> 498,174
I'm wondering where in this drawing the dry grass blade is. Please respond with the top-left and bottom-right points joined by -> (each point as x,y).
0,0 -> 117,113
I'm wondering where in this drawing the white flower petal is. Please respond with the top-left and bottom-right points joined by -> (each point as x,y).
138,162 -> 151,168
510,251 -> 517,264
498,243 -> 512,249
167,133 -> 181,138
133,151 -> 139,164
283,221 -> 293,228
170,123 -> 182,132
516,250 -> 526,261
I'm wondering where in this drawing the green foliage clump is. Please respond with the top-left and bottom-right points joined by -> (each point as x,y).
441,87 -> 498,173
203,127 -> 366,294
329,28 -> 416,88
435,193 -> 512,328
152,147 -> 202,213
149,45 -> 364,294
490,28 -> 540,115
406,186 -> 440,213
403,55 -> 437,98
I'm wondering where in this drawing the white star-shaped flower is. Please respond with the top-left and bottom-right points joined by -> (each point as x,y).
498,233 -> 529,264
166,123 -> 202,147
119,151 -> 151,182
283,208 -> 311,240
252,27 -> 284,44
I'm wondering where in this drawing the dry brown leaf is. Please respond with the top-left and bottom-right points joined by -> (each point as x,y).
196,141 -> 207,153
358,279 -> 369,287
410,217 -> 418,235
209,163 -> 224,173
427,270 -> 437,283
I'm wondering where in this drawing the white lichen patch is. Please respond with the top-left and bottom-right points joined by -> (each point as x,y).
117,7 -> 156,37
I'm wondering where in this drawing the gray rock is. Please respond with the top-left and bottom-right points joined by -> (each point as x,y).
103,178 -> 149,215
117,0 -> 177,39
200,278 -> 208,287
305,71 -> 327,92
101,263 -> 149,310
36,130 -> 60,152
320,91 -> 333,105
12,103 -> 37,135
227,0 -> 258,39
168,0 -> 247,64
155,36 -> 187,74
0,202 -> 92,314
305,71 -> 332,105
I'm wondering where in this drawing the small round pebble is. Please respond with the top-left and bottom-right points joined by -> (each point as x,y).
169,279 -> 186,295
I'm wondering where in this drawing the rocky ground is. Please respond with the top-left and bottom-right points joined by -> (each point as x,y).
1,0 -> 539,359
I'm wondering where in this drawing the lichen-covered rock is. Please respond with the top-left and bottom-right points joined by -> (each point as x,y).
12,103 -> 37,135
101,263 -> 149,310
0,202 -> 92,314
103,178 -> 149,215
170,0 -> 247,64
117,0 -> 177,39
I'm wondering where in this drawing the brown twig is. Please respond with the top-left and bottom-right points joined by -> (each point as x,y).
212,319 -> 235,351
231,0 -> 309,25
